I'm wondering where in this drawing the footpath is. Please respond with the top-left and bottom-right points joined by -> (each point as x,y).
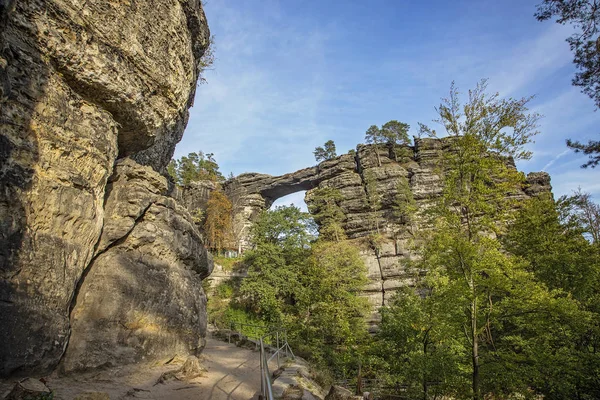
1,336 -> 271,400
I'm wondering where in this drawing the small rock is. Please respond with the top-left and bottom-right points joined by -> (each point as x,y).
4,378 -> 53,400
324,385 -> 361,400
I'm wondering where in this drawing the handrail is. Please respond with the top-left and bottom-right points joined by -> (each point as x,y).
258,329 -> 295,400
214,320 -> 295,400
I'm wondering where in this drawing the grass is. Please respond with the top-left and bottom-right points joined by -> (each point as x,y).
213,255 -> 243,272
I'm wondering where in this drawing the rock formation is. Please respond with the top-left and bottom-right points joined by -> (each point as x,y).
0,0 -> 211,376
183,139 -> 551,327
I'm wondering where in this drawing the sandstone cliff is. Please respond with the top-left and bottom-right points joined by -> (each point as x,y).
182,139 -> 551,328
0,0 -> 212,376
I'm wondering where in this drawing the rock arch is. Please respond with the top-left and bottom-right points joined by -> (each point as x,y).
182,138 -> 551,328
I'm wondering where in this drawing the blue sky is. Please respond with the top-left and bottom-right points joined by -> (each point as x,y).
175,0 -> 600,209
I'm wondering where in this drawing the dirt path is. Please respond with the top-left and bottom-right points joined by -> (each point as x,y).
0,336 -> 273,400
193,336 -> 271,400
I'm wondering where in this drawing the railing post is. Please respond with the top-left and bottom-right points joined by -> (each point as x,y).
276,331 -> 280,368
259,338 -> 264,399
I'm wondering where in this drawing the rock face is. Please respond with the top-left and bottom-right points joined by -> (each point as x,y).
0,0 -> 211,376
61,160 -> 212,372
185,139 -> 551,326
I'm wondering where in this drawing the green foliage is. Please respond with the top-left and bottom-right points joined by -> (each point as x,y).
375,287 -> 469,399
392,177 -> 416,225
314,140 -> 337,162
365,121 -> 411,147
191,208 -> 205,224
406,80 -> 548,400
213,255 -> 243,272
536,0 -> 600,109
250,205 -> 316,248
365,120 -> 411,166
503,194 -> 600,399
307,187 -> 346,241
167,151 -> 224,185
233,206 -> 370,371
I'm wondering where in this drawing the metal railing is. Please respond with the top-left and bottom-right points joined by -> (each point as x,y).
259,329 -> 295,400
214,321 -> 296,400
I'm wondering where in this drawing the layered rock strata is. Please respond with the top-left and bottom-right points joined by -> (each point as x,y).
185,139 -> 551,326
62,160 -> 211,372
0,0 -> 211,376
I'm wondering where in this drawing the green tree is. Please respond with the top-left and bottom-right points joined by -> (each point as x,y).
535,0 -> 600,167
295,240 -> 370,366
307,187 -> 346,242
503,194 -> 600,399
167,151 -> 224,185
314,140 -> 337,162
239,206 -> 316,323
417,80 -> 544,400
236,205 -> 370,371
392,177 -> 417,226
536,0 -> 600,109
377,287 -> 468,400
365,121 -> 411,166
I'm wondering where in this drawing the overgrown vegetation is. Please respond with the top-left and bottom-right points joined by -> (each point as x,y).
167,151 -> 224,185
208,205 -> 370,371
200,81 -> 600,399
535,0 -> 600,167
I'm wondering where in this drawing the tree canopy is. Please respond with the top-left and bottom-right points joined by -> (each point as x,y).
365,120 -> 411,166
536,0 -> 600,167
536,0 -> 600,108
314,140 -> 337,162
167,151 -> 224,185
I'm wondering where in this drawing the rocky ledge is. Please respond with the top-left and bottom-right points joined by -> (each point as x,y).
1,0 -> 212,376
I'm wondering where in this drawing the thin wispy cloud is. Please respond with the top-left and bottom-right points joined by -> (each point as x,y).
542,149 -> 571,171
178,0 -> 600,205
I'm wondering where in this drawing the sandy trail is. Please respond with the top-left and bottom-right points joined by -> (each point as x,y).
0,336 -> 274,400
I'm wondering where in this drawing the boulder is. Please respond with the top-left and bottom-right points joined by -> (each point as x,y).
0,0 -> 211,376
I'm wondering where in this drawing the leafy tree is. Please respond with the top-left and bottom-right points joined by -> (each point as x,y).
535,1 -> 600,168
392,177 -> 417,226
250,205 -> 316,249
503,194 -> 600,399
314,140 -> 337,162
536,0 -> 600,109
307,187 -> 346,241
236,206 -> 369,371
416,80 -> 543,400
167,151 -> 224,185
204,187 -> 233,253
365,121 -> 411,166
295,240 -> 370,364
566,137 -> 600,168
564,189 -> 600,243
376,287 -> 468,400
